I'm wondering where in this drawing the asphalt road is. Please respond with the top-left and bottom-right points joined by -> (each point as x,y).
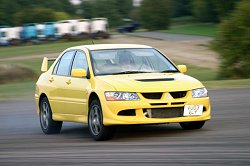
0,88 -> 250,165
127,32 -> 213,41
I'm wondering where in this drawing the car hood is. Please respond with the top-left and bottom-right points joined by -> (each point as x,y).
96,73 -> 204,92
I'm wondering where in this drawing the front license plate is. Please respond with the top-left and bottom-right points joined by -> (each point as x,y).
183,105 -> 203,116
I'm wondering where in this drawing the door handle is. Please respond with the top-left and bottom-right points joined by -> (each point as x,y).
49,77 -> 54,82
66,79 -> 71,85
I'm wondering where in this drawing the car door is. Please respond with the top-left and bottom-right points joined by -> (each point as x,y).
48,50 -> 76,115
66,50 -> 91,116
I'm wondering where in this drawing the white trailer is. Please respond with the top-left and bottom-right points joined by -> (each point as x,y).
55,18 -> 109,40
0,27 -> 8,46
0,27 -> 22,45
76,19 -> 90,34
90,18 -> 108,33
90,18 -> 109,38
55,20 -> 78,38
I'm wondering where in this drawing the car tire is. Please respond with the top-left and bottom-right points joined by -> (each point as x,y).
88,99 -> 115,141
179,121 -> 205,130
39,97 -> 62,134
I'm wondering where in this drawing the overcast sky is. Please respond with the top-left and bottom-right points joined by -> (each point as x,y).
70,0 -> 81,5
70,0 -> 143,6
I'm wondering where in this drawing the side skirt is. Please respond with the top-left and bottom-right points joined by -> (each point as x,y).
53,113 -> 87,123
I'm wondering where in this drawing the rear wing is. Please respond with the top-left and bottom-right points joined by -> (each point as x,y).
41,57 -> 56,72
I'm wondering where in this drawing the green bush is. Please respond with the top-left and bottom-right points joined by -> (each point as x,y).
213,0 -> 250,79
79,0 -> 133,27
139,0 -> 170,30
191,0 -> 237,23
54,12 -> 71,21
14,8 -> 56,24
191,0 -> 218,22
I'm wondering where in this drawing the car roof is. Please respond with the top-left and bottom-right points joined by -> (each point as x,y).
68,44 -> 152,51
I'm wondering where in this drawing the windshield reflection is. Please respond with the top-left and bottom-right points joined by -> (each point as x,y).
90,48 -> 178,75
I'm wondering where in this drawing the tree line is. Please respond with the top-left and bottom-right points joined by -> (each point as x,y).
0,0 -> 238,28
0,0 -> 75,26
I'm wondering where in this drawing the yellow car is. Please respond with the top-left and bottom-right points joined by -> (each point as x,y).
35,44 -> 211,140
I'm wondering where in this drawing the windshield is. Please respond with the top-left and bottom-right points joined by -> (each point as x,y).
90,48 -> 179,76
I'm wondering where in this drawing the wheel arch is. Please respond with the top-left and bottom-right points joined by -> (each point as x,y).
88,92 -> 100,111
39,93 -> 48,112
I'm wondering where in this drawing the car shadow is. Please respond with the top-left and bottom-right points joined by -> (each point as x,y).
59,123 -> 207,141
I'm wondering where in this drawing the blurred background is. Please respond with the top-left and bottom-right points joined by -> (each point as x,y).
0,0 -> 249,99
1,1 -> 250,165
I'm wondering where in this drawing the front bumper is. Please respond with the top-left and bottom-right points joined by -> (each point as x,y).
101,91 -> 211,126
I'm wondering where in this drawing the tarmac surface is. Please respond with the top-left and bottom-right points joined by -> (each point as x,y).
0,88 -> 250,165
127,32 -> 213,41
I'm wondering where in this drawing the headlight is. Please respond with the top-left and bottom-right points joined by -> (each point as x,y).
105,92 -> 140,101
192,88 -> 208,98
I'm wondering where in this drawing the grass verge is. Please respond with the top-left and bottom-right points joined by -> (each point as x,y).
185,64 -> 217,81
0,81 -> 35,100
0,40 -> 98,59
173,61 -> 218,81
204,79 -> 250,89
1,59 -> 43,75
159,23 -> 218,37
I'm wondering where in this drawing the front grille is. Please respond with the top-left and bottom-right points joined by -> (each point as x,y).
169,91 -> 187,99
141,93 -> 163,99
144,107 -> 184,118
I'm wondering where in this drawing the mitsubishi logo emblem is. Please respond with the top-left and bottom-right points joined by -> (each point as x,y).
166,93 -> 172,99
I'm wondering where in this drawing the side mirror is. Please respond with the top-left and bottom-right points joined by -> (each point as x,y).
177,65 -> 187,73
72,69 -> 87,78
41,57 -> 48,72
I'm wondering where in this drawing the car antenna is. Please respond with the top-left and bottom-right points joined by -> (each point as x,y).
88,19 -> 95,45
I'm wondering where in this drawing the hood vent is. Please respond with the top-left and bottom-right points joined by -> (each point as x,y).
136,78 -> 175,82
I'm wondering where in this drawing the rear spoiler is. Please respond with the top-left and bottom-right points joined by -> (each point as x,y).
41,57 -> 56,72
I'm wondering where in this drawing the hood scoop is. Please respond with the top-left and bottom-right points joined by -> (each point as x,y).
136,78 -> 175,82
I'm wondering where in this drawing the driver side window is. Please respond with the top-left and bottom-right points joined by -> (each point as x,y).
71,51 -> 88,75
54,50 -> 75,76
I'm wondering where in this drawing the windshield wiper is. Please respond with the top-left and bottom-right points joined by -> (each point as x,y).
111,71 -> 152,75
160,70 -> 179,73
